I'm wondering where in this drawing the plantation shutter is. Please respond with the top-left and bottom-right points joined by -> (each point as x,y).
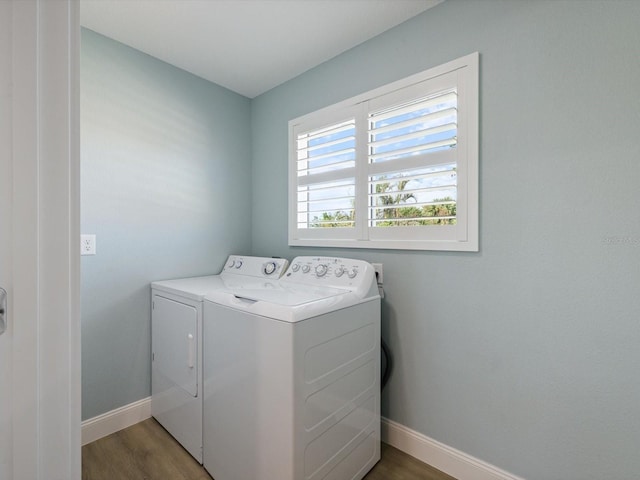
288,53 -> 478,251
367,75 -> 459,229
293,112 -> 358,233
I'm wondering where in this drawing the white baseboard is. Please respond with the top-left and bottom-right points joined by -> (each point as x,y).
82,400 -> 523,480
81,397 -> 152,446
381,417 -> 525,480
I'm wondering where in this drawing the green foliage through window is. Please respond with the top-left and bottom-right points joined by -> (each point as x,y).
371,180 -> 456,226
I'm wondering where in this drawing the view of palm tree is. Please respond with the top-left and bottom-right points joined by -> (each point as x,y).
310,177 -> 456,228
300,87 -> 458,230
371,178 -> 455,226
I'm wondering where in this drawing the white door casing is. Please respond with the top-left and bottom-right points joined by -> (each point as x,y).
1,1 -> 81,479
1,1 -> 13,477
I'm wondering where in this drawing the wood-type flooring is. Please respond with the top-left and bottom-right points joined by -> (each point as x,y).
82,418 -> 456,480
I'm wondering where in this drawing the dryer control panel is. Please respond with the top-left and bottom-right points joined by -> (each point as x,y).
283,256 -> 377,298
222,255 -> 289,278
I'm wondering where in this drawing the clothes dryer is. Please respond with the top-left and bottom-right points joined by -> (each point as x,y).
151,255 -> 288,463
203,256 -> 381,480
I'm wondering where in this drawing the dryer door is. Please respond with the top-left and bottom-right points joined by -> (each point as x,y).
152,295 -> 198,397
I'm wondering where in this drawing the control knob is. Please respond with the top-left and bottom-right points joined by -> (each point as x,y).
334,266 -> 346,277
315,264 -> 328,277
263,261 -> 277,275
291,263 -> 300,272
235,260 -> 243,269
301,265 -> 311,273
347,268 -> 358,279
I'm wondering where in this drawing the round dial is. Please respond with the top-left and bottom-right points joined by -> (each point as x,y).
301,265 -> 311,273
334,266 -> 345,277
291,263 -> 300,272
227,260 -> 236,268
235,260 -> 243,269
263,261 -> 277,275
315,264 -> 328,277
347,268 -> 358,279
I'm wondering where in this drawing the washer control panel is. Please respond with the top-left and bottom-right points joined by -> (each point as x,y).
283,256 -> 376,292
223,255 -> 289,278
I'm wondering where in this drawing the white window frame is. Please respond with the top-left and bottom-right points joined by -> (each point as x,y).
288,52 -> 479,252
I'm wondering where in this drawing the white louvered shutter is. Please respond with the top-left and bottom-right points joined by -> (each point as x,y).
288,53 -> 478,251
294,116 -> 357,232
367,76 -> 459,230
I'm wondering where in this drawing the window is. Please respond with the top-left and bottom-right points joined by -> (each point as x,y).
289,53 -> 478,251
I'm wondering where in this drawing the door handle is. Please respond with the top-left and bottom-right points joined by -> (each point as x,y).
0,287 -> 6,335
187,333 -> 194,369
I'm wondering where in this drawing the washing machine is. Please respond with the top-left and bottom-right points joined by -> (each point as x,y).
203,256 -> 381,480
150,255 -> 289,463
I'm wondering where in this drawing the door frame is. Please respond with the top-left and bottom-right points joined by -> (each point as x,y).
11,1 -> 81,478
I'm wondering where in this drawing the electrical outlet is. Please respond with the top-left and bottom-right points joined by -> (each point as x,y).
81,234 -> 96,256
372,263 -> 383,284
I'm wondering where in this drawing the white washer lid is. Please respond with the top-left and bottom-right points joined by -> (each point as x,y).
212,282 -> 348,307
205,284 -> 373,323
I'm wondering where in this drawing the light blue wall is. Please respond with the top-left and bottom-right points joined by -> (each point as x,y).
81,29 -> 252,420
251,1 -> 640,479
82,2 -> 640,477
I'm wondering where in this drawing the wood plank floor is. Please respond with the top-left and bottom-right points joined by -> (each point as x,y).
82,418 -> 456,480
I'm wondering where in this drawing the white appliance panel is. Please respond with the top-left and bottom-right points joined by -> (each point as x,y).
203,302 -> 295,480
282,257 -> 378,299
150,255 -> 288,465
203,293 -> 380,480
152,295 -> 198,397
151,291 -> 203,463
295,298 -> 380,480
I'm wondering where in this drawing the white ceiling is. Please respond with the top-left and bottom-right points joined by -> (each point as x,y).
80,0 -> 443,98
